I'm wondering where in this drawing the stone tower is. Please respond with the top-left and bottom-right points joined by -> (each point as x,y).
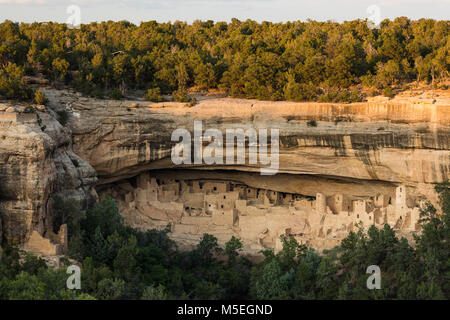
316,193 -> 326,214
395,185 -> 407,211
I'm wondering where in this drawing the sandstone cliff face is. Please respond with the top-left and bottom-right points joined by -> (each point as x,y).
44,89 -> 449,192
39,88 -> 449,252
2,88 -> 449,254
0,104 -> 97,246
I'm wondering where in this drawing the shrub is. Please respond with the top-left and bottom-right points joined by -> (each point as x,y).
34,90 -> 48,105
146,87 -> 163,102
173,87 -> 190,102
367,88 -> 379,97
188,97 -> 198,107
284,81 -> 319,102
0,63 -> 33,100
110,88 -> 123,100
318,88 -> 363,103
307,120 -> 318,127
383,87 -> 395,98
36,113 -> 46,132
56,110 -> 69,126
360,74 -> 375,87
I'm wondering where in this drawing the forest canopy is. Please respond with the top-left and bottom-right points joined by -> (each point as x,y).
0,18 -> 449,102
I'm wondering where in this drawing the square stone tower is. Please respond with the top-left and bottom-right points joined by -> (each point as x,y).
316,193 -> 327,214
395,185 -> 407,211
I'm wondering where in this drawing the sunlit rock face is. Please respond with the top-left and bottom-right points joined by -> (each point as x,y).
0,102 -> 97,247
44,87 -> 446,253
59,89 -> 449,190
1,88 -> 449,254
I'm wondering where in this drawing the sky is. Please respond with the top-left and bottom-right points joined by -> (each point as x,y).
0,0 -> 449,24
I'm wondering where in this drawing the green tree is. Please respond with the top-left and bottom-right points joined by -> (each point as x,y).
7,272 -> 46,300
141,285 -> 168,300
0,62 -> 32,99
224,236 -> 243,265
51,57 -> 69,81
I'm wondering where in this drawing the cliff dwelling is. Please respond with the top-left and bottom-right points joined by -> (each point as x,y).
1,88 -> 448,257
97,169 -> 425,254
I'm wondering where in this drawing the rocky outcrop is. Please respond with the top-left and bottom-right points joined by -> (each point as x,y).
1,88 -> 449,253
40,88 -> 449,252
42,89 -> 449,191
0,103 -> 97,248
